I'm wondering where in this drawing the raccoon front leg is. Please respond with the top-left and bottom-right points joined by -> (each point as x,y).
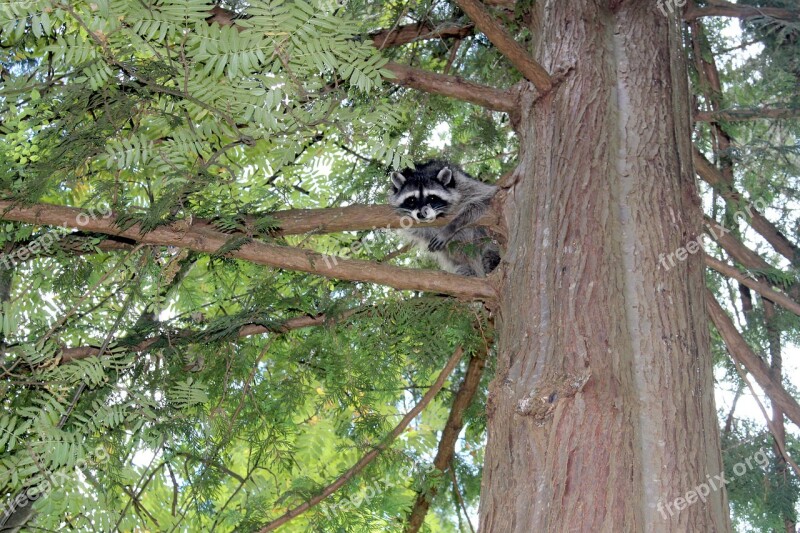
428,201 -> 489,252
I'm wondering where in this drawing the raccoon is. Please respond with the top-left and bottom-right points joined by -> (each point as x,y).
388,160 -> 500,277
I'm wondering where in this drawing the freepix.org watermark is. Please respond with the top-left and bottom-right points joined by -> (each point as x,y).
0,444 -> 110,522
658,197 -> 768,271
657,448 -> 769,519
656,0 -> 687,17
321,461 -> 435,519
0,203 -> 112,269
321,214 -> 416,269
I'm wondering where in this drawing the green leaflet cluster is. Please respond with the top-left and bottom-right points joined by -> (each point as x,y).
0,0 -> 401,209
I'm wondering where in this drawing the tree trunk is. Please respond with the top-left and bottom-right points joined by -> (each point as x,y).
479,2 -> 731,531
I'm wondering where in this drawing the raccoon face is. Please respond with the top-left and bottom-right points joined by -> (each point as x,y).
389,166 -> 459,222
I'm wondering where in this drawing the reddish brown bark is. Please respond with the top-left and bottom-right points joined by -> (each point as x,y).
370,22 -> 474,49
479,3 -> 729,531
0,202 -> 496,301
704,255 -> 800,317
384,63 -> 517,113
694,107 -> 800,122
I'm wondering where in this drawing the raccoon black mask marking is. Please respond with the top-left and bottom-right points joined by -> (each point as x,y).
388,160 -> 500,277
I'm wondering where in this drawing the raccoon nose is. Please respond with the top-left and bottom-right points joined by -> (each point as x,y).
419,206 -> 436,221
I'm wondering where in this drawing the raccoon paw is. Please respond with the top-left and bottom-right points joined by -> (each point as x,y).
455,265 -> 477,277
428,234 -> 449,252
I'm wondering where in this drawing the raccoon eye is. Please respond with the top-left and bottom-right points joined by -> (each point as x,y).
400,197 -> 417,209
426,196 -> 448,210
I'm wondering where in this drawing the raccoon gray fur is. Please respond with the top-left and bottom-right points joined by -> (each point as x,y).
388,160 -> 500,277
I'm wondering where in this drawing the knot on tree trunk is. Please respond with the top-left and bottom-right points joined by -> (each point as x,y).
514,370 -> 592,421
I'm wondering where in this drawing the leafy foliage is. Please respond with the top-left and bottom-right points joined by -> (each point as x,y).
0,0 -> 798,531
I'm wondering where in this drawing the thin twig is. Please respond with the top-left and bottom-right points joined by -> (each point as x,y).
449,460 -> 476,533
730,361 -> 800,477
256,346 -> 466,532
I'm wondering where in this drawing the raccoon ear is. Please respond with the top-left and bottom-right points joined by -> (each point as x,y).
436,167 -> 453,186
390,172 -> 406,190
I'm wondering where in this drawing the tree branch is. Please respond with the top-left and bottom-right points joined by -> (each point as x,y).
704,216 -> 800,304
405,351 -> 485,532
705,290 -> 800,429
174,451 -> 246,484
250,203 -> 496,236
685,1 -> 800,21
256,346 -> 465,532
694,106 -> 800,122
370,22 -> 474,49
0,202 -> 497,301
384,62 -> 517,113
453,0 -> 552,92
205,4 -> 514,112
704,254 -> 800,317
208,6 -> 477,49
3,201 -> 498,240
731,363 -> 800,478
695,149 -> 800,267
58,309 -> 358,364
704,217 -> 772,271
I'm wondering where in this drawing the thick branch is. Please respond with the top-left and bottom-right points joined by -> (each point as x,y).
685,1 -> 799,21
704,216 -> 800,306
384,62 -> 517,113
0,202 -> 496,301
704,217 -> 771,271
704,254 -> 800,317
695,149 -> 800,267
0,202 -> 497,242
255,203 -> 495,236
694,107 -> 800,122
370,22 -> 474,49
257,346 -> 465,532
405,352 -> 485,532
1,202 -> 497,240
453,0 -> 552,92
706,290 -> 800,428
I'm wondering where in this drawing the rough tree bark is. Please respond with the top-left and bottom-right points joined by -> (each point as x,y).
479,2 -> 730,531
